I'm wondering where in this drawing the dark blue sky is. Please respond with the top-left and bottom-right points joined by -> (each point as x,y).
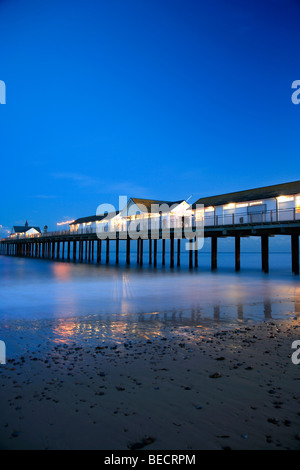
0,0 -> 300,233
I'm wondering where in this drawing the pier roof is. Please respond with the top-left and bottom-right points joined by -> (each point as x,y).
70,212 -> 120,226
192,180 -> 300,208
128,198 -> 185,213
12,226 -> 41,234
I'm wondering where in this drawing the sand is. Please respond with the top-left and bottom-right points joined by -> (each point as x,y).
0,319 -> 300,450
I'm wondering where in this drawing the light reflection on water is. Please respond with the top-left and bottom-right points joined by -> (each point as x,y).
0,254 -> 299,355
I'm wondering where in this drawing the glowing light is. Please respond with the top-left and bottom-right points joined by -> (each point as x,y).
277,196 -> 294,203
223,203 -> 235,210
205,206 -> 215,212
236,203 -> 248,208
296,196 -> 300,213
249,201 -> 263,206
57,220 -> 75,226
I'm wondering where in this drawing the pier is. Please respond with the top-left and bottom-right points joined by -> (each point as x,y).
1,214 -> 300,274
1,181 -> 300,274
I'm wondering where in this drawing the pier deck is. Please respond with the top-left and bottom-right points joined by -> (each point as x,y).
1,219 -> 300,274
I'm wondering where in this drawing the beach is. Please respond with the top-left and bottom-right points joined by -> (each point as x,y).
1,318 -> 300,450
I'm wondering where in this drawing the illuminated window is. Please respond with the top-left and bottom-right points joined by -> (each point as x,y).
296,196 -> 300,213
277,196 -> 294,203
249,201 -> 263,206
223,203 -> 235,210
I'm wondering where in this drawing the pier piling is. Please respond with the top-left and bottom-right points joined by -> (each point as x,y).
211,237 -> 217,271
235,236 -> 241,272
261,235 -> 269,273
292,234 -> 299,275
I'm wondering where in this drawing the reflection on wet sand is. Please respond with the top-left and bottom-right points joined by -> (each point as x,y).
1,256 -> 300,356
264,300 -> 272,320
238,304 -> 243,321
50,296 -> 300,346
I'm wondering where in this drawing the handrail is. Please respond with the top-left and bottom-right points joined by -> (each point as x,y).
2,207 -> 300,241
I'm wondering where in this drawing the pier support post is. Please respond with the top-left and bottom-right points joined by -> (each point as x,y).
235,236 -> 241,272
140,239 -> 143,266
106,239 -> 109,264
73,241 -> 77,262
194,238 -> 198,268
211,237 -> 217,271
56,242 -> 60,260
162,239 -> 166,266
170,236 -> 174,268
261,235 -> 269,273
88,240 -> 91,262
52,242 -> 55,260
149,239 -> 152,265
116,238 -> 119,264
189,241 -> 193,269
126,238 -> 130,265
67,241 -> 71,260
97,240 -> 102,263
154,239 -> 157,267
137,239 -> 140,264
292,234 -> 299,275
92,240 -> 94,262
177,239 -> 181,267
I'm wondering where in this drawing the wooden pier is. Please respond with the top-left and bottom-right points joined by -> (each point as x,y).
2,181 -> 300,274
1,220 -> 300,274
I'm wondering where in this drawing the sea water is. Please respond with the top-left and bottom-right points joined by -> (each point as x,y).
0,252 -> 299,355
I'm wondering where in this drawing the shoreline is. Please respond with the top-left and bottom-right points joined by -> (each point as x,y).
1,318 -> 300,449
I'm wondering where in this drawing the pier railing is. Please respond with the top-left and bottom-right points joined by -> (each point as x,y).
5,207 -> 300,241
203,207 -> 300,227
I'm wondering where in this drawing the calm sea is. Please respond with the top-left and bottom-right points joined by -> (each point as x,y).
0,251 -> 299,356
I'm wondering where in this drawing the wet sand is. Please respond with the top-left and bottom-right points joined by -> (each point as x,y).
1,319 -> 300,450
